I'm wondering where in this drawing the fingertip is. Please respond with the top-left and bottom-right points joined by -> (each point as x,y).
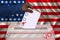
30,10 -> 33,13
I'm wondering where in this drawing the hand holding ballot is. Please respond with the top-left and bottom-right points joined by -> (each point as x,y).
21,9 -> 41,29
22,3 -> 33,13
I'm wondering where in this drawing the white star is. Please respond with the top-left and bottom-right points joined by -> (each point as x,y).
9,18 -> 12,21
16,14 -> 19,16
1,1 -> 4,4
13,18 -> 16,21
22,1 -> 24,3
18,1 -> 20,3
9,1 -> 12,3
12,14 -> 14,16
5,18 -> 8,20
20,14 -> 23,16
5,1 -> 8,4
18,18 -> 21,20
13,1 -> 16,3
1,18 -> 4,21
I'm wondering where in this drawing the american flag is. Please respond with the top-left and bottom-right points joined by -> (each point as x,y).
0,0 -> 60,40
26,0 -> 60,40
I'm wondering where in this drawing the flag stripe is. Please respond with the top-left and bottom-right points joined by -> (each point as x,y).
0,34 -> 5,38
54,31 -> 60,34
0,38 -> 5,40
56,38 -> 60,40
26,0 -> 60,2
52,25 -> 60,28
41,12 -> 60,15
0,28 -> 7,31
0,31 -> 6,34
54,28 -> 60,33
33,6 -> 60,9
38,19 -> 60,22
34,9 -> 60,12
40,15 -> 60,19
0,25 -> 8,28
29,2 -> 60,6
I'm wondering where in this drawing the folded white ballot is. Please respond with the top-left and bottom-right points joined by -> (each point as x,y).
21,9 -> 41,28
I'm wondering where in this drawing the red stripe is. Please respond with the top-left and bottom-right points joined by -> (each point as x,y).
33,6 -> 60,9
52,25 -> 60,28
56,38 -> 60,40
0,38 -> 5,40
0,25 -> 8,28
38,19 -> 60,22
0,31 -> 6,34
41,12 -> 60,15
26,0 -> 60,2
54,31 -> 60,34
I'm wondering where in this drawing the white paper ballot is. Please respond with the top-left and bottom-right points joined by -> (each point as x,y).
21,10 -> 41,28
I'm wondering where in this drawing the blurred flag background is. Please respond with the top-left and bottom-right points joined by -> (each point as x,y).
26,0 -> 60,40
0,0 -> 60,40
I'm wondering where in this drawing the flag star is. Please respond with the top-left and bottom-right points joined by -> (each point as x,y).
13,18 -> 16,21
20,14 -> 23,16
1,18 -> 4,21
16,14 -> 19,16
13,1 -> 16,3
5,1 -> 8,4
22,1 -> 24,3
1,1 -> 4,4
5,18 -> 8,20
12,14 -> 14,16
18,18 -> 21,20
18,1 -> 20,3
9,18 -> 12,21
9,1 -> 12,3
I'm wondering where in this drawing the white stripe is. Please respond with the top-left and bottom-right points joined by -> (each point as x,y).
34,9 -> 60,12
29,2 -> 60,6
54,28 -> 60,31
55,34 -> 60,38
38,22 -> 60,25
0,28 -> 7,31
54,22 -> 60,25
37,22 -> 48,25
0,22 -> 8,25
40,15 -> 60,19
0,34 -> 5,38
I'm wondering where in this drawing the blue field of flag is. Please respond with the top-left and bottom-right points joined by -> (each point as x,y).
0,0 -> 25,22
